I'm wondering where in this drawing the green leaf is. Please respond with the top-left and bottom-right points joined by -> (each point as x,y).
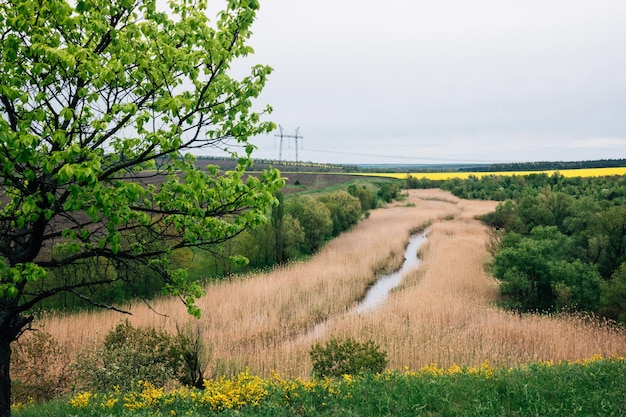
60,107 -> 74,121
57,164 -> 75,182
6,285 -> 17,299
0,0 -> 281,321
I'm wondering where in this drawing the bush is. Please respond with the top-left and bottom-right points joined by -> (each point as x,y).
11,328 -> 75,404
75,320 -> 191,391
176,324 -> 211,388
309,337 -> 387,378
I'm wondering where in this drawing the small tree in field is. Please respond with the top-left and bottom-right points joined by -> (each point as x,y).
0,0 -> 283,414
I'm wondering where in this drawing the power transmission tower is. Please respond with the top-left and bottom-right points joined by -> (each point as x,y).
274,125 -> 303,164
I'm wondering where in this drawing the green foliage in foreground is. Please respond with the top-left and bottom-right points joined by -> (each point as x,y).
13,356 -> 626,417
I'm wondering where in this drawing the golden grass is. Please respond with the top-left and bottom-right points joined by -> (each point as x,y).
324,216 -> 625,370
362,166 -> 626,180
40,189 -> 626,379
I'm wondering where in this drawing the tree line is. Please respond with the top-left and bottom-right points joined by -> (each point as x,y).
465,158 -> 626,172
408,173 -> 626,321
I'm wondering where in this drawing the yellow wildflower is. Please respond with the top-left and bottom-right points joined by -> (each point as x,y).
99,393 -> 119,409
69,392 -> 93,408
467,360 -> 495,379
124,380 -> 164,411
200,369 -> 269,411
446,363 -> 463,375
418,363 -> 444,377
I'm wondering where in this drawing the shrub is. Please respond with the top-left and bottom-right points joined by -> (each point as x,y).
176,324 -> 211,388
309,337 -> 387,378
11,328 -> 75,403
75,320 -> 186,391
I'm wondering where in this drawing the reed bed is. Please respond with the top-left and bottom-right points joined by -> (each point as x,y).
40,189 -> 626,379
318,196 -> 626,371
41,190 -> 455,375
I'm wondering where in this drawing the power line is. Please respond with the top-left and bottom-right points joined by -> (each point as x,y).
274,126 -> 303,163
304,148 -> 506,164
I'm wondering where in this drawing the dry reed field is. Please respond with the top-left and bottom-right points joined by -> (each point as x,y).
41,189 -> 626,378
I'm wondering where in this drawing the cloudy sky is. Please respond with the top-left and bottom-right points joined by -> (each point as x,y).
222,1 -> 626,165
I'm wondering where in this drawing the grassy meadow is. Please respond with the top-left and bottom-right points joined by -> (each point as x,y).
16,357 -> 626,416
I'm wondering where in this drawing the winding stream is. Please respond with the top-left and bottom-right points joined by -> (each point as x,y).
354,230 -> 428,314
301,230 -> 428,341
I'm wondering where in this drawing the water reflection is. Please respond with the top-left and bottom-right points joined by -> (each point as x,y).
354,230 -> 428,314
298,230 -> 428,341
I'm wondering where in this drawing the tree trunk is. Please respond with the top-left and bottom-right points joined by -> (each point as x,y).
0,339 -> 12,417
0,310 -> 32,417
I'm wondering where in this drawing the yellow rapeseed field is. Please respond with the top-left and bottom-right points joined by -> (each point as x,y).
360,166 -> 626,180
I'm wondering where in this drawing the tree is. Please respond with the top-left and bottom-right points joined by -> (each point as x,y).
347,183 -> 374,211
478,199 -> 524,232
493,226 -> 601,313
377,182 -> 400,203
590,205 -> 626,278
318,190 -> 362,235
549,259 -> 602,312
0,0 -> 283,414
285,196 -> 332,253
600,262 -> 626,322
493,230 -> 558,312
279,213 -> 305,260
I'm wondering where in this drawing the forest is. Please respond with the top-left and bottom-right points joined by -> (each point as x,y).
464,158 -> 626,172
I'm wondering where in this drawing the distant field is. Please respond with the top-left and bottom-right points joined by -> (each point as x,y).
278,172 -> 398,194
358,166 -> 626,180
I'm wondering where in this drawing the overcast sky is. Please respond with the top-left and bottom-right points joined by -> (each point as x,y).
218,1 -> 626,165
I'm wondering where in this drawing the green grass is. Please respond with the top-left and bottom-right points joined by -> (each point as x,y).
14,356 -> 626,417
284,175 -> 401,197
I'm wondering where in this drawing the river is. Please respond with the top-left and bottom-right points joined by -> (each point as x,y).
301,230 -> 428,341
354,230 -> 428,314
